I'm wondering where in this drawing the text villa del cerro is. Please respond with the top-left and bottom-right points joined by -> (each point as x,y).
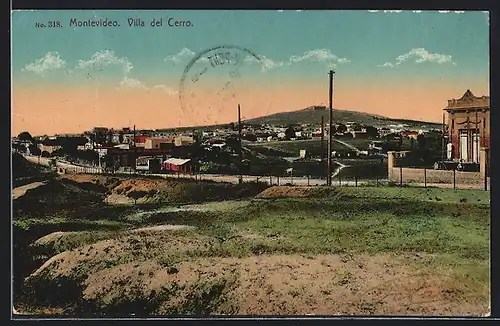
35,17 -> 195,28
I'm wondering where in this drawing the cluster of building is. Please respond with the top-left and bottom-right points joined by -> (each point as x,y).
12,89 -> 490,173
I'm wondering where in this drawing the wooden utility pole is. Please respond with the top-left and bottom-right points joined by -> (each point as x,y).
238,104 -> 243,184
320,116 -> 325,179
133,125 -> 137,172
327,70 -> 335,186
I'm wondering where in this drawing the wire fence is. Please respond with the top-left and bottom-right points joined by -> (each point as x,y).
390,165 -> 489,191
25,154 -> 488,191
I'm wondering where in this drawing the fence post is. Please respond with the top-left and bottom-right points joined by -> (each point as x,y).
308,175 -> 310,186
277,176 -> 280,186
355,175 -> 358,187
453,168 -> 456,190
424,168 -> 427,188
270,176 -> 272,185
399,166 -> 403,187
339,175 -> 342,187
376,175 -> 379,187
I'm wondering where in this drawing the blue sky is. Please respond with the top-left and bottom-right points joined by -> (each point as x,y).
12,10 -> 490,85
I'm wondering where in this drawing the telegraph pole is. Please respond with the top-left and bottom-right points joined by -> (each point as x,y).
133,125 -> 137,173
327,70 -> 335,186
320,115 -> 325,178
238,104 -> 243,184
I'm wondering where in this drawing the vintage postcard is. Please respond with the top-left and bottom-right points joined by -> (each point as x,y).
11,9 -> 490,317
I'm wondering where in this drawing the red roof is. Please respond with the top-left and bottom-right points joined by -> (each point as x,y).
135,135 -> 149,143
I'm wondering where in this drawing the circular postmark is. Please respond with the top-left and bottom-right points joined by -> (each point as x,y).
179,45 -> 274,126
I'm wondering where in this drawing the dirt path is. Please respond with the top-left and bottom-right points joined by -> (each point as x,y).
333,138 -> 361,153
12,181 -> 46,200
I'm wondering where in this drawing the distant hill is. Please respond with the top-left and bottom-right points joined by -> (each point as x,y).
158,106 -> 442,132
244,106 -> 442,128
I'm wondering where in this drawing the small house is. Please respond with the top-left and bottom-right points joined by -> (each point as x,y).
162,158 -> 193,174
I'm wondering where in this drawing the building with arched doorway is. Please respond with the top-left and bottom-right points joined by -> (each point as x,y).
444,89 -> 490,163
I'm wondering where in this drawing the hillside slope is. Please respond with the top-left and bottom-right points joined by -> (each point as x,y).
245,106 -> 441,128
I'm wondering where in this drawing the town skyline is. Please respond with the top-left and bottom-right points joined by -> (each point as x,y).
12,10 -> 489,136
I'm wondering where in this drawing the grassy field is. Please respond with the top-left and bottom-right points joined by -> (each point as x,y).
12,170 -> 490,316
247,139 -> 355,157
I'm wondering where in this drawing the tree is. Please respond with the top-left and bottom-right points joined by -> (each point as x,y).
18,131 -> 33,142
336,124 -> 347,134
351,123 -> 363,132
226,136 -> 241,153
285,126 -> 296,140
365,126 -> 379,138
417,134 -> 427,151
128,190 -> 148,204
106,130 -> 114,145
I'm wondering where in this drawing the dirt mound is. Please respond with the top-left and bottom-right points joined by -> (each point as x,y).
61,174 -> 268,204
33,231 -> 77,247
23,248 -> 488,316
131,225 -> 196,233
256,186 -> 318,199
13,178 -> 106,218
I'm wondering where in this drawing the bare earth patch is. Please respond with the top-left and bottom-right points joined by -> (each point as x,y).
12,181 -> 47,200
27,250 -> 488,316
131,225 -> 197,233
173,254 -> 488,316
33,231 -> 77,247
256,186 -> 317,199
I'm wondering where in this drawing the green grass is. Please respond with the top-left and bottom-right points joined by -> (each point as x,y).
14,182 -> 490,315
248,139 -> 351,157
332,186 -> 491,204
191,186 -> 490,261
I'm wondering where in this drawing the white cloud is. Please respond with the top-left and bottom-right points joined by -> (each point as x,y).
115,77 -> 178,95
288,49 -> 351,68
77,50 -> 133,73
23,52 -> 66,75
454,11 -> 465,13
413,10 -> 422,13
152,85 -> 178,95
368,10 -> 379,12
244,55 -> 284,71
378,62 -> 395,68
165,47 -> 195,64
118,76 -> 148,90
164,47 -> 209,64
378,48 -> 456,67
